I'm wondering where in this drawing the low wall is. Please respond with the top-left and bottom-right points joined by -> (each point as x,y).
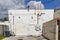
42,19 -> 58,40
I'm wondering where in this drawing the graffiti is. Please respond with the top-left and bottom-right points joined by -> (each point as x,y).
35,25 -> 41,31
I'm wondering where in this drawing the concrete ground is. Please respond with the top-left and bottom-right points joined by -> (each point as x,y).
2,35 -> 47,40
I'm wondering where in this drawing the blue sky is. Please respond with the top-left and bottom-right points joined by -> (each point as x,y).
25,0 -> 60,9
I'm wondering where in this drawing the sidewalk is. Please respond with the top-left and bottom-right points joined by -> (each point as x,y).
2,35 -> 47,40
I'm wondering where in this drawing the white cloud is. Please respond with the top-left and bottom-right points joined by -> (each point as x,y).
0,0 -> 25,9
0,0 -> 25,19
27,1 -> 36,9
27,1 -> 44,9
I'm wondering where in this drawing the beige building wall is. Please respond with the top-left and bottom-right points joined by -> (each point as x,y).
42,19 -> 58,40
54,9 -> 60,19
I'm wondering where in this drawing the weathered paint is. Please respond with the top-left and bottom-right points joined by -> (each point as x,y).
8,9 -> 54,36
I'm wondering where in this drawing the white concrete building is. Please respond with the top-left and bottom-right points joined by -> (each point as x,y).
8,9 -> 54,36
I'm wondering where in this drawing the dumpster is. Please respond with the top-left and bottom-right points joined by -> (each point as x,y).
5,31 -> 10,37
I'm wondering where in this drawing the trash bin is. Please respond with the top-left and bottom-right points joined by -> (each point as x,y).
5,31 -> 10,37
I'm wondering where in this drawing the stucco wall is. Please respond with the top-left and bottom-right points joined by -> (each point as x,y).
8,9 -> 54,36
54,9 -> 60,19
42,19 -> 58,40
